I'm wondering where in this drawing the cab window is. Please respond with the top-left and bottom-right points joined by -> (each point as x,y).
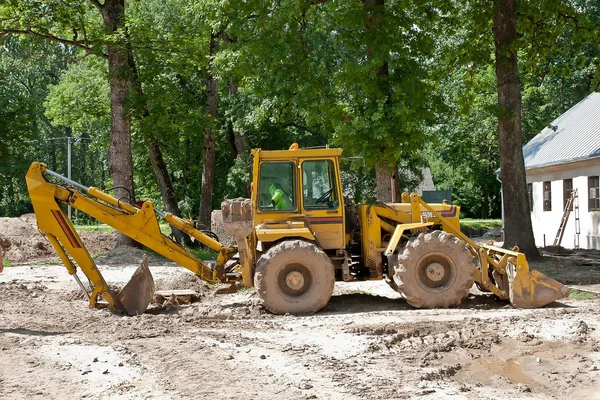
258,162 -> 296,211
302,160 -> 338,209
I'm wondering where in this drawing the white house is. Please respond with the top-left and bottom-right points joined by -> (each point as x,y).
522,92 -> 600,249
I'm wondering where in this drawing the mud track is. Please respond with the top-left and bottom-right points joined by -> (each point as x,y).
1,265 -> 600,399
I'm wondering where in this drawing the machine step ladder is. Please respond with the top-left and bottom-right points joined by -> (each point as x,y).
553,188 -> 578,247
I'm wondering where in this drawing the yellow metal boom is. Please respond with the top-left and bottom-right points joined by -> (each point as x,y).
25,162 -> 239,313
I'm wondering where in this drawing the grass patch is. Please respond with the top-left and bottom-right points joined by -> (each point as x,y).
568,288 -> 598,300
2,259 -> 13,267
75,223 -> 171,235
460,219 -> 502,231
74,224 -> 114,232
27,259 -> 61,266
185,246 -> 218,260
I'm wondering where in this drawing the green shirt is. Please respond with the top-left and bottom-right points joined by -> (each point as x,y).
269,184 -> 288,210
271,188 -> 288,210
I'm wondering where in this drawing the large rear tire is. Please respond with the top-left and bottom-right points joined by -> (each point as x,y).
254,240 -> 335,314
392,231 -> 475,308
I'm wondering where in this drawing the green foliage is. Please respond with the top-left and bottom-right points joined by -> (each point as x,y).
1,0 -> 599,225
460,219 -> 502,231
185,246 -> 218,261
0,1 -> 106,56
215,0 -> 446,168
340,158 -> 377,204
225,153 -> 252,199
425,64 -> 502,218
41,58 -> 112,223
0,36 -> 73,216
425,0 -> 600,217
44,59 -> 111,139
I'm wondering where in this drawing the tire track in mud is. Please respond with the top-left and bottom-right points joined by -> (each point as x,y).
0,282 -> 372,399
3,278 -> 600,399
180,323 -> 417,399
343,314 -> 600,399
0,329 -> 173,399
0,283 -> 176,399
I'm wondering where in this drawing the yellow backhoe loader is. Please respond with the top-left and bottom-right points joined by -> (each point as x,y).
25,144 -> 569,315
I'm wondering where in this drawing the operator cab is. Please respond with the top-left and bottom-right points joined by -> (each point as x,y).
252,144 -> 346,250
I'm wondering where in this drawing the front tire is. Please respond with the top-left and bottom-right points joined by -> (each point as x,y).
254,240 -> 335,314
392,231 -> 475,308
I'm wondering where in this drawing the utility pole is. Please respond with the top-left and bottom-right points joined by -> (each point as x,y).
67,136 -> 72,220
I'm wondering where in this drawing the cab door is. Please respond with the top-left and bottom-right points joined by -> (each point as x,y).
300,158 -> 344,249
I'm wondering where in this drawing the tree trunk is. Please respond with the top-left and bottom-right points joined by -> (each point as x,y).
481,183 -> 490,219
49,140 -> 56,171
493,0 -> 539,258
375,160 -> 393,202
90,149 -> 96,188
225,123 -> 245,159
100,151 -> 106,190
147,141 -> 190,245
101,0 -> 136,247
183,136 -> 190,189
222,34 -> 247,160
364,0 -> 395,201
123,33 -> 190,246
198,32 -> 220,229
225,82 -> 247,159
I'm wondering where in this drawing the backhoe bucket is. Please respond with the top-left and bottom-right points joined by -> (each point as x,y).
116,256 -> 155,316
506,253 -> 570,308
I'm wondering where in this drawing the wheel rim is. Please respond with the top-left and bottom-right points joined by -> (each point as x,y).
277,263 -> 313,297
416,252 -> 455,290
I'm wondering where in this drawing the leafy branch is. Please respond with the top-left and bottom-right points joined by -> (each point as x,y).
0,28 -> 105,58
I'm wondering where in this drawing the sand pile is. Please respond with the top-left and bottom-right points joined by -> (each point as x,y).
0,214 -> 116,264
154,269 -> 210,294
0,214 -> 53,263
94,246 -> 172,266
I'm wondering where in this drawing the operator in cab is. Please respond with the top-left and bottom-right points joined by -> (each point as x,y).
269,183 -> 289,210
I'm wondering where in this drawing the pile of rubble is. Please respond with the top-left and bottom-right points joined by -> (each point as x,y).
0,214 -> 116,265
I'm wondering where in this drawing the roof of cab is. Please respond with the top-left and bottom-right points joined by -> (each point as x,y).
252,147 -> 343,160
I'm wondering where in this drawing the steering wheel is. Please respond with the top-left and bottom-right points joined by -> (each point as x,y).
315,189 -> 333,205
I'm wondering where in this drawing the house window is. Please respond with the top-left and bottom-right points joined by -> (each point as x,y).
527,183 -> 533,212
589,176 -> 600,211
563,179 -> 573,210
543,181 -> 552,211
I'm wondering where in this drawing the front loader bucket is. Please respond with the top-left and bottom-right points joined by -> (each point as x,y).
506,254 -> 570,308
116,256 -> 155,316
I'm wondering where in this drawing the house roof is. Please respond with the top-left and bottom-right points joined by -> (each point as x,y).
523,92 -> 600,170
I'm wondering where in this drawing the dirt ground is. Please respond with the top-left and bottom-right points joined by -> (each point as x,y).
1,263 -> 600,400
2,215 -> 600,399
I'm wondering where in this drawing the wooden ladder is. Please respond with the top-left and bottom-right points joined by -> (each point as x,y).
573,190 -> 580,249
553,188 -> 578,247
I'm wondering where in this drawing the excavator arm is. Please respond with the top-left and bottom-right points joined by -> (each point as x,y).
26,162 -> 241,315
